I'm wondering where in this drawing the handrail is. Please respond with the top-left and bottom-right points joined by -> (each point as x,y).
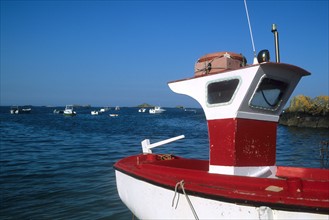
141,135 -> 185,154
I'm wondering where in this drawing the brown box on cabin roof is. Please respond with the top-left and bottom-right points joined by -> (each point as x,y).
195,56 -> 241,76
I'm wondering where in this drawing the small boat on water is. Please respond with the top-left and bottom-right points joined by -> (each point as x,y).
91,110 -> 99,115
138,108 -> 146,113
184,108 -> 197,113
10,106 -> 32,114
100,107 -> 110,112
91,107 -> 110,115
53,109 -> 64,114
114,23 -> 329,219
63,105 -> 76,116
149,106 -> 166,114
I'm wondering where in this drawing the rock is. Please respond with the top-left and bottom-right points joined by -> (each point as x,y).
279,112 -> 329,128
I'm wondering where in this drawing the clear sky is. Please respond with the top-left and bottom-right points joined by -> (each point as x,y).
1,0 -> 328,107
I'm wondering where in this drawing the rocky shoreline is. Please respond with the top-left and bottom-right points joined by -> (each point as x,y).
279,112 -> 329,128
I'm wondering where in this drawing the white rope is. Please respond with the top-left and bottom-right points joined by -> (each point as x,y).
172,180 -> 199,220
172,181 -> 181,209
244,0 -> 256,57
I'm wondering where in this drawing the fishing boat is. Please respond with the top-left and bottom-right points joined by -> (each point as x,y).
149,106 -> 166,114
184,108 -> 197,113
100,107 -> 110,112
63,105 -> 76,116
114,21 -> 329,219
91,110 -> 99,115
53,109 -> 64,114
10,106 -> 32,114
10,106 -> 20,114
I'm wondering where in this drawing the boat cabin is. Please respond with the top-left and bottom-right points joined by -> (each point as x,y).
168,51 -> 310,177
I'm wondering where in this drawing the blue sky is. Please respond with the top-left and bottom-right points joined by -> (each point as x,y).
1,0 -> 328,107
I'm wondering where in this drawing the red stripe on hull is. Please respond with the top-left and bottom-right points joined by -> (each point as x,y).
208,118 -> 277,166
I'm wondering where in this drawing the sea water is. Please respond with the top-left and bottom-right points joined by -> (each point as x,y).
0,106 -> 328,219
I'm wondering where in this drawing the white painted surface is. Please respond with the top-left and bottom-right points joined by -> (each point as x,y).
115,170 -> 327,220
141,135 -> 185,154
208,165 -> 277,178
168,66 -> 259,120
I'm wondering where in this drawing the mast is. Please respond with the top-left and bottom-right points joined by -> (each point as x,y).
271,24 -> 280,63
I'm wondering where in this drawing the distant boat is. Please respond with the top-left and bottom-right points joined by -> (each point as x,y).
63,105 -> 76,116
184,108 -> 197,113
100,107 -> 110,113
92,107 -> 110,115
138,108 -> 146,113
10,106 -> 31,114
53,109 -> 64,114
91,110 -> 99,115
109,114 -> 119,117
10,106 -> 19,114
115,106 -> 120,111
149,106 -> 165,114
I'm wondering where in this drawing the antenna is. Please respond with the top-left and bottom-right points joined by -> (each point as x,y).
244,0 -> 258,64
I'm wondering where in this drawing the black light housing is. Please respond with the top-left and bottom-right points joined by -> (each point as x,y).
257,49 -> 270,63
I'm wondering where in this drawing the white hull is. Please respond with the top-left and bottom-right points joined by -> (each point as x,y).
149,110 -> 164,114
10,109 -> 18,114
63,111 -> 76,116
115,171 -> 327,220
149,106 -> 165,114
10,107 -> 31,114
63,105 -> 76,116
91,111 -> 99,115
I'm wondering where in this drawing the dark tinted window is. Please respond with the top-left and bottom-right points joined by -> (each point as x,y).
207,79 -> 239,104
250,78 -> 288,110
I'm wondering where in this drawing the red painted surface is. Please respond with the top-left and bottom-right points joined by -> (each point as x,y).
277,166 -> 329,181
114,154 -> 329,212
208,118 -> 277,166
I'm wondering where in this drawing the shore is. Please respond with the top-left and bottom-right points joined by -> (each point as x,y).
279,112 -> 329,128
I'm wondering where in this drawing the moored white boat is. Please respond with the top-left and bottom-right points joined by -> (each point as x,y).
91,110 -> 99,115
100,107 -> 110,112
149,106 -> 166,114
63,105 -> 76,116
10,106 -> 19,114
53,109 -> 63,114
10,106 -> 32,114
184,108 -> 197,113
21,107 -> 32,113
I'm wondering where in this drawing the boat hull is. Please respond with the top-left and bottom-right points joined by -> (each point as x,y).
63,110 -> 76,116
63,112 -> 76,116
114,154 -> 329,219
115,170 -> 327,219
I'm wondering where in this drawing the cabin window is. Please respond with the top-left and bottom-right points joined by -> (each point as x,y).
250,78 -> 288,110
207,79 -> 240,104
